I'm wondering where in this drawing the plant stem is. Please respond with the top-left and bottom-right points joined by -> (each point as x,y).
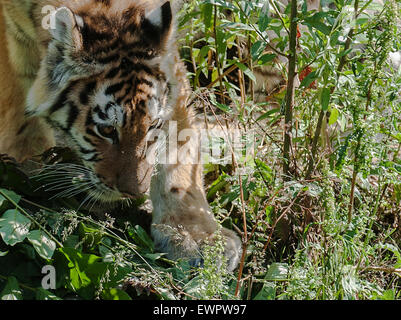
283,0 -> 298,180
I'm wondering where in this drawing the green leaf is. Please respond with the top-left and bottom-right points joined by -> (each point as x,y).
207,173 -> 228,200
56,247 -> 132,299
78,223 -> 104,249
299,71 -> 317,88
310,21 -> 331,35
303,13 -> 332,35
257,53 -> 277,65
0,194 -> 6,207
320,87 -> 331,111
250,41 -> 265,61
101,288 -> 132,300
36,288 -> 61,300
57,247 -> 102,298
253,282 -> 275,300
258,1 -> 270,32
0,189 -> 21,206
130,225 -> 154,252
156,287 -> 177,300
214,102 -> 233,114
256,108 -> 280,122
265,263 -> 288,281
0,209 -> 31,246
27,230 -> 57,260
376,243 -> 401,269
202,3 -> 213,30
379,289 -> 396,300
143,252 -> 166,261
0,250 -> 8,257
328,107 -> 339,125
236,62 -> 256,82
1,276 -> 23,300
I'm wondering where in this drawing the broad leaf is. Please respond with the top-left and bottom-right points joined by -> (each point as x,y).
0,189 -> 21,206
266,263 -> 288,281
27,230 -> 57,260
101,288 -> 132,301
254,282 -> 275,300
258,1 -> 270,32
328,107 -> 339,125
130,225 -> 154,252
0,209 -> 31,246
320,87 -> 331,111
299,71 -> 317,88
56,247 -> 132,299
250,40 -> 265,61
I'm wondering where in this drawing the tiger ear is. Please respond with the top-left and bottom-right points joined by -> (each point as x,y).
143,1 -> 173,44
50,7 -> 84,49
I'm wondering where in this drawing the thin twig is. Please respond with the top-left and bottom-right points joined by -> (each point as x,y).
262,192 -> 301,252
360,266 -> 401,277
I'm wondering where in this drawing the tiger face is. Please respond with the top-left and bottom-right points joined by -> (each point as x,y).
26,1 -> 174,202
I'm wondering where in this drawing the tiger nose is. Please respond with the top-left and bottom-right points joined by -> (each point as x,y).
100,176 -> 136,198
115,173 -> 146,198
117,178 -> 149,198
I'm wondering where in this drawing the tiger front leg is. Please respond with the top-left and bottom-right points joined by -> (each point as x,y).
150,162 -> 242,272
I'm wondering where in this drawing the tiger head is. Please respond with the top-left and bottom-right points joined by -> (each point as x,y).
26,1 -> 177,202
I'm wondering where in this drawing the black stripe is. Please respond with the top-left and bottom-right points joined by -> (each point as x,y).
79,146 -> 96,154
81,25 -> 114,46
105,102 -> 115,112
86,127 -> 98,138
128,50 -> 157,60
49,83 -> 75,114
116,97 -> 124,105
17,122 -> 29,135
122,112 -> 128,127
83,136 -> 97,146
136,100 -> 147,113
131,63 -> 154,76
24,110 -> 35,117
105,82 -> 125,95
66,102 -> 79,131
86,153 -> 101,162
94,0 -> 111,7
85,109 -> 94,126
105,67 -> 120,79
94,105 -> 108,121
79,81 -> 97,105
97,53 -> 120,64
137,78 -> 154,88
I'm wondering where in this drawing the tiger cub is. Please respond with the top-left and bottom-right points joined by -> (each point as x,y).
0,0 -> 241,271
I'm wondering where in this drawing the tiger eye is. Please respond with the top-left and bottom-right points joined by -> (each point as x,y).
97,125 -> 118,144
100,126 -> 115,136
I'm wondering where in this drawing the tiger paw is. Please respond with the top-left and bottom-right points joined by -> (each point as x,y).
151,223 -> 241,272
218,228 -> 242,272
